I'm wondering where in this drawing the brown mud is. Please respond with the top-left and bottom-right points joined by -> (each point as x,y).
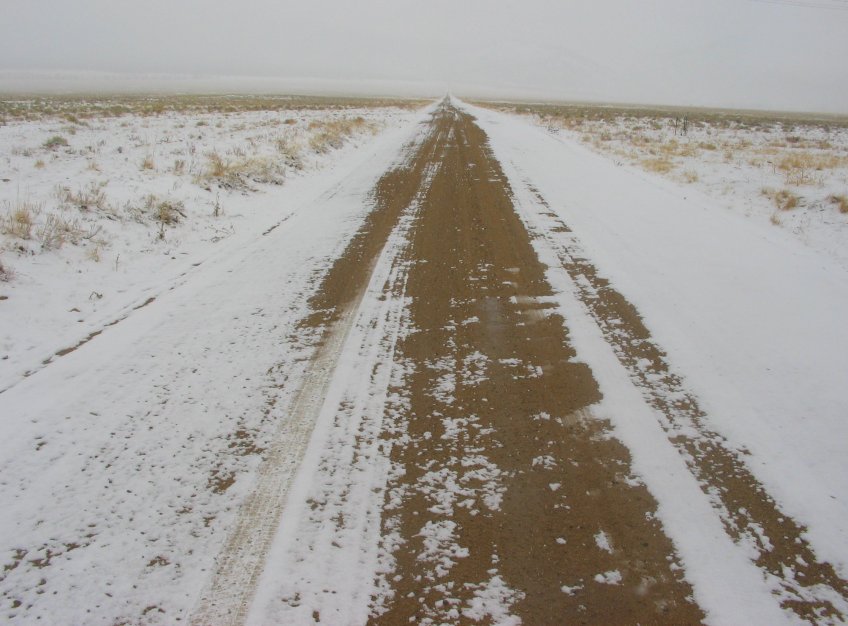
370,103 -> 704,624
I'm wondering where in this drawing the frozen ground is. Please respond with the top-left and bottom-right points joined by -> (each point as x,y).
487,102 -> 848,269
0,96 -> 422,390
0,96 -> 432,624
1,95 -> 847,625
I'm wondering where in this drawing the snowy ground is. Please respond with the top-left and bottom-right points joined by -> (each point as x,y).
1,94 -> 847,625
0,96 -> 432,624
485,102 -> 848,269
0,97 -> 422,391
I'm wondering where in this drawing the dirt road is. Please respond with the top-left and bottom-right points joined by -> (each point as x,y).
190,99 -> 848,625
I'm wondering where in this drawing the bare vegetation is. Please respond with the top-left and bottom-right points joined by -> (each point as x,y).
0,94 -> 422,284
42,135 -> 68,150
1,200 -> 39,239
762,187 -> 800,211
198,151 -> 285,189
0,94 -> 427,123
0,256 -> 12,281
829,194 -> 848,214
56,182 -> 109,212
307,116 -> 376,154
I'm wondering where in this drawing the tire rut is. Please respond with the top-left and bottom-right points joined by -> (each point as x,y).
189,108 -> 445,626
370,103 -> 704,624
510,175 -> 848,623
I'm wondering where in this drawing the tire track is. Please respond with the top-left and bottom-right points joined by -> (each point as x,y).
370,103 -> 704,625
508,171 -> 848,623
189,109 -> 445,625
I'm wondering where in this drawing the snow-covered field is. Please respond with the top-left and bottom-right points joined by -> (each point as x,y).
0,96 -> 422,391
0,96 -> 432,623
488,102 -> 848,269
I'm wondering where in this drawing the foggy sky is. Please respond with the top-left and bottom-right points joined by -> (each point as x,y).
2,0 -> 847,113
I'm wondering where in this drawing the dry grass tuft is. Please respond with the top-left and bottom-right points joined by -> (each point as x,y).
36,212 -> 85,250
0,257 -> 12,281
42,135 -> 68,150
57,182 -> 109,212
199,151 -> 284,189
828,193 -> 848,214
641,157 -> 675,174
308,116 -> 376,154
275,133 -> 304,169
1,200 -> 40,239
762,187 -> 800,211
143,194 -> 185,225
777,152 -> 846,185
141,155 -> 155,171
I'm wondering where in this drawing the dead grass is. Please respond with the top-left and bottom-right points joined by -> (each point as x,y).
0,257 -> 12,281
141,155 -> 155,171
275,133 -> 304,169
56,182 -> 109,212
1,200 -> 39,239
641,157 -> 675,174
762,187 -> 800,211
42,135 -> 68,150
828,194 -> 848,214
777,152 -> 847,185
308,116 -> 376,154
0,94 -> 427,123
36,212 -> 86,250
199,151 -> 284,189
143,194 -> 185,225
682,170 -> 699,183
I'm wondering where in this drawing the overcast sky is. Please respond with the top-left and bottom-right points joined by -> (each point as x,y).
2,0 -> 847,113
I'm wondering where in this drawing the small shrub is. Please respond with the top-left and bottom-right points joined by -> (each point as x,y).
173,159 -> 186,175
144,194 -> 185,225
42,135 -> 68,150
0,257 -> 13,281
778,152 -> 845,186
36,212 -> 84,250
199,151 -> 283,189
762,187 -> 800,211
1,201 -> 39,239
34,159 -> 45,169
682,170 -> 699,183
57,181 -> 109,212
275,134 -> 303,168
641,157 -> 674,174
828,194 -> 848,214
141,155 -> 155,170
